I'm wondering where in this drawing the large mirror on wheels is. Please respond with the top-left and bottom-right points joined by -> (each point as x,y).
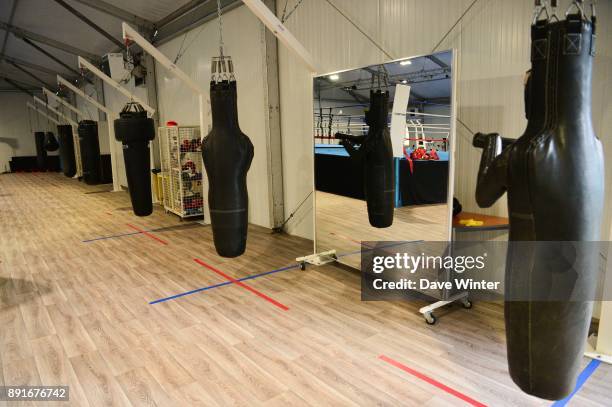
313,50 -> 456,270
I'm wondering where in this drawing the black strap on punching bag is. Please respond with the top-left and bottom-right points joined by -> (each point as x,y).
78,120 -> 102,185
114,102 -> 156,216
202,56 -> 254,257
34,131 -> 47,170
44,131 -> 59,152
57,125 -> 76,177
335,89 -> 394,228
472,5 -> 602,401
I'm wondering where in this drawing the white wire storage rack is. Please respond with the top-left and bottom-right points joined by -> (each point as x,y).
159,126 -> 204,218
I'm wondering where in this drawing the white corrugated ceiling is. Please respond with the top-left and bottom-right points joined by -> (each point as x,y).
0,0 -> 193,91
99,0 -> 193,22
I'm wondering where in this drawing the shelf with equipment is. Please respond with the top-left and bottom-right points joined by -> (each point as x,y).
159,126 -> 204,219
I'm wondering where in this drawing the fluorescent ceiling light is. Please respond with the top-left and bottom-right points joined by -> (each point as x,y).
329,74 -> 340,81
400,60 -> 412,66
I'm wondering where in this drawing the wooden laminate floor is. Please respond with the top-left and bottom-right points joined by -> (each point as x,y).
316,191 -> 449,269
0,173 -> 610,406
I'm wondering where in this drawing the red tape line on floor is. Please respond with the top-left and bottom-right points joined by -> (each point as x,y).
193,258 -> 289,311
379,355 -> 487,407
126,223 -> 168,245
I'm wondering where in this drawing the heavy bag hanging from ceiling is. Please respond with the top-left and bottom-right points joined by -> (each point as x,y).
78,120 -> 101,185
114,102 -> 156,216
335,85 -> 394,228
34,131 -> 47,170
472,1 -> 603,400
44,131 -> 59,152
57,125 -> 76,177
202,54 -> 254,257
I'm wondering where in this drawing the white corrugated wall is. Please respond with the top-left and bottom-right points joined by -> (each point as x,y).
155,5 -> 272,228
0,93 -> 58,171
277,0 -> 612,240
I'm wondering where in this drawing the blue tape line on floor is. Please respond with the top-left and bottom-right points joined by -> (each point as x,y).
150,264 -> 301,304
551,359 -> 601,407
149,281 -> 233,304
82,231 -> 142,242
149,240 -> 424,305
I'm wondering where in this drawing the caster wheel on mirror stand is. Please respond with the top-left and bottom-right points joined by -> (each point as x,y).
424,312 -> 437,325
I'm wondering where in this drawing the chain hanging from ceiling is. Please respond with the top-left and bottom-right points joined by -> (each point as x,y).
211,0 -> 234,83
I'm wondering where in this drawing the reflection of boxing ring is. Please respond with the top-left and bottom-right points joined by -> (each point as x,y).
315,144 -> 448,206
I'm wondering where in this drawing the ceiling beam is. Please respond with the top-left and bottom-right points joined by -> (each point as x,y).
0,21 -> 100,61
19,37 -> 94,84
155,0 -> 207,29
425,54 -> 449,69
1,76 -> 36,96
317,77 -> 369,105
318,66 -> 450,92
51,0 -> 124,49
0,54 -> 62,76
0,72 -> 39,87
154,0 -> 242,45
6,61 -> 54,88
0,0 -> 19,56
70,0 -> 154,30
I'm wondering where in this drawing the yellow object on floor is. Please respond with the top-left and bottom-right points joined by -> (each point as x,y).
459,219 -> 484,227
152,172 -> 164,203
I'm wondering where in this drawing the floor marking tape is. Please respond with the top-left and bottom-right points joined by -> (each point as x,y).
379,355 -> 487,407
193,258 -> 289,311
82,231 -> 142,242
149,263 -> 300,305
149,240 -> 424,304
551,359 -> 601,407
82,223 -> 200,243
149,281 -> 234,305
126,224 -> 168,245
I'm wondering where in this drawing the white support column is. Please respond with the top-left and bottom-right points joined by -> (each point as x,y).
262,0 -> 285,229
27,102 -> 61,125
58,75 -> 121,192
242,0 -> 319,73
122,22 -> 210,223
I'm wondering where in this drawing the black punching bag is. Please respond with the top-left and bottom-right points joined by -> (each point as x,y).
44,132 -> 59,152
114,102 -> 156,216
472,13 -> 603,400
336,90 -> 394,228
78,120 -> 101,185
34,131 -> 47,170
57,125 -> 76,177
202,80 -> 254,257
